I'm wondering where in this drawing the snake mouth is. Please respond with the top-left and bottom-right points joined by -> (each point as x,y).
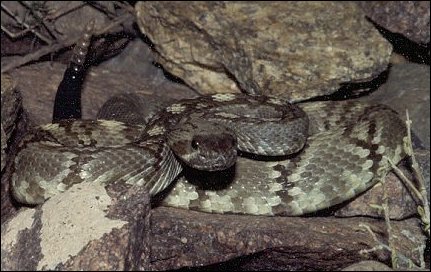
183,150 -> 237,171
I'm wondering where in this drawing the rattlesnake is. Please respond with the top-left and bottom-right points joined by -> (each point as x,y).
11,92 -> 407,216
10,25 -> 407,216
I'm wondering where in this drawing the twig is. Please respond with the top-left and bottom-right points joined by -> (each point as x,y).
44,2 -> 87,21
368,171 -> 400,268
382,178 -> 397,268
386,110 -> 430,237
20,1 -> 57,40
360,109 -> 429,269
94,12 -> 134,36
1,2 -> 53,44
1,38 -> 72,73
1,13 -> 134,74
358,223 -> 418,268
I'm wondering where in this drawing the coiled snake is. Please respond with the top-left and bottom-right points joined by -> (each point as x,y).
11,92 -> 407,216
10,26 -> 407,216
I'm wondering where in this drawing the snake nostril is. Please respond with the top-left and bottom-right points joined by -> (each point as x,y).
191,139 -> 199,150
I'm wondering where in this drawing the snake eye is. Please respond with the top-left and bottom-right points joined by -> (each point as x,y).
191,139 -> 199,150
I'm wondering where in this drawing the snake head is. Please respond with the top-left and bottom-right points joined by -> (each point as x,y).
168,121 -> 237,171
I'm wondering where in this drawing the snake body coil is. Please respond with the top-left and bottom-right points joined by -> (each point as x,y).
12,93 -> 311,206
11,93 -> 406,216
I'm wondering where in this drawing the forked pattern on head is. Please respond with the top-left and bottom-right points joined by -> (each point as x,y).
140,94 -> 309,171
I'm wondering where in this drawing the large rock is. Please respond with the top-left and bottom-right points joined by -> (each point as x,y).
358,1 -> 430,45
1,182 -> 152,270
147,207 -> 425,270
1,74 -> 28,224
136,2 -> 393,100
1,74 -> 22,171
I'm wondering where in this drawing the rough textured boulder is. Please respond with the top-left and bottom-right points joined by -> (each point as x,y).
136,2 -> 393,100
358,1 -> 430,44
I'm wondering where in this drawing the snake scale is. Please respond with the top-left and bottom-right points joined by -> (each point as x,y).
10,26 -> 407,216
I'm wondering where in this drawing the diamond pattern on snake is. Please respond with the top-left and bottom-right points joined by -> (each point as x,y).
11,92 -> 407,216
